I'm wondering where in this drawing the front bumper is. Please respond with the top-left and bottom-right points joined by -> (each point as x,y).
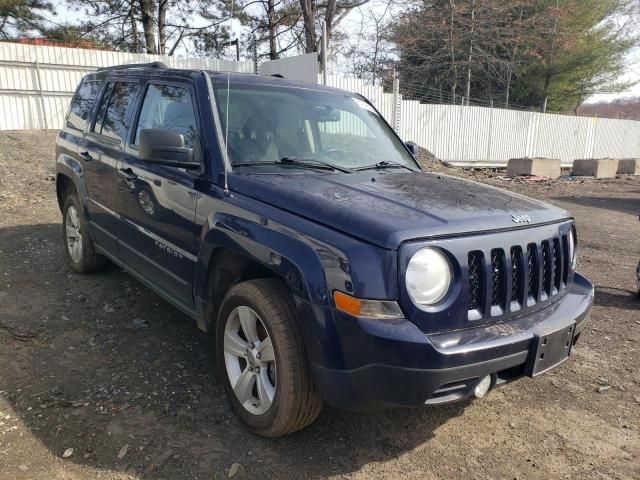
305,273 -> 593,410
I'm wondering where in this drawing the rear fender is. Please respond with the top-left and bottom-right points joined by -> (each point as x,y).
56,153 -> 88,215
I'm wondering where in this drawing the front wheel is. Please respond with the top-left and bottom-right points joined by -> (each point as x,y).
216,279 -> 323,437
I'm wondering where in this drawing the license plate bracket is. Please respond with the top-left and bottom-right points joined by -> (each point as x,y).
527,323 -> 575,377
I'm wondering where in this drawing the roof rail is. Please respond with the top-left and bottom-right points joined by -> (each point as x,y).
97,61 -> 167,72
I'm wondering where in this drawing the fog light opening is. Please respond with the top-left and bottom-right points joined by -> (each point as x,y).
474,375 -> 492,399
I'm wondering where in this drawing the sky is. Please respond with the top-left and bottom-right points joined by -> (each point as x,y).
585,48 -> 640,103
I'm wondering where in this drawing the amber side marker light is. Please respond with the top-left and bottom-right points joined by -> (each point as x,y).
333,291 -> 404,320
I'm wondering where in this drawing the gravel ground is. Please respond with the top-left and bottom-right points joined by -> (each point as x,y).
0,130 -> 639,480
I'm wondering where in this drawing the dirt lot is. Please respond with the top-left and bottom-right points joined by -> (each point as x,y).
0,130 -> 639,480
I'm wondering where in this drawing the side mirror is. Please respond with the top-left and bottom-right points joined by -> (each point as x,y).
139,129 -> 200,170
405,141 -> 418,156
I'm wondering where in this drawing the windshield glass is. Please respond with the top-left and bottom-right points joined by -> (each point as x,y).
212,79 -> 420,171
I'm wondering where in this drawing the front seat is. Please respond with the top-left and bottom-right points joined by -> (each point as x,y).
163,101 -> 196,146
235,111 -> 279,163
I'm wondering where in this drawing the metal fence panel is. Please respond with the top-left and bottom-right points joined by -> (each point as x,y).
258,54 -> 319,83
320,73 -> 640,166
0,42 -> 254,130
4,46 -> 640,166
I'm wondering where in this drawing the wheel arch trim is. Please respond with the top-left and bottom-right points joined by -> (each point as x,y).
194,212 -> 330,331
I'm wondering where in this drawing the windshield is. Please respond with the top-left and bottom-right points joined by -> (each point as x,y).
212,79 -> 420,171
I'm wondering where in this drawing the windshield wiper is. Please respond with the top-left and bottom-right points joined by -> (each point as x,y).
354,161 -> 416,172
233,158 -> 352,173
279,157 -> 352,173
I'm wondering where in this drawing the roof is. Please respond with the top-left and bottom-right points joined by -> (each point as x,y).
81,63 -> 353,96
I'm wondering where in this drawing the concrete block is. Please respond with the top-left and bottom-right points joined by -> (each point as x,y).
507,158 -> 561,178
617,158 -> 640,175
572,158 -> 619,178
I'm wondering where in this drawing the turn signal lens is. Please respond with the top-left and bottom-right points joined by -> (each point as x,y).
334,291 -> 361,315
333,291 -> 404,319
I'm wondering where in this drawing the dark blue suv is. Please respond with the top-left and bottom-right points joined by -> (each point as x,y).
55,63 -> 594,437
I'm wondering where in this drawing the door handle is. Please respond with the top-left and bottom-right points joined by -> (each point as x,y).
119,167 -> 138,182
80,151 -> 93,162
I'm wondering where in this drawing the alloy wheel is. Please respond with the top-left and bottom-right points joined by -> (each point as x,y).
223,306 -> 276,415
65,205 -> 83,263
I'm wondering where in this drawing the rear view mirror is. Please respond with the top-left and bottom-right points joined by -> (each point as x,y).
139,129 -> 200,170
405,141 -> 418,156
307,105 -> 341,122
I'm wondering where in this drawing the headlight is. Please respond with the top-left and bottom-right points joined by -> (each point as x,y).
569,227 -> 577,269
405,247 -> 452,305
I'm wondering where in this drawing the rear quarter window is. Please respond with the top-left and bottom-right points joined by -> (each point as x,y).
67,80 -> 102,132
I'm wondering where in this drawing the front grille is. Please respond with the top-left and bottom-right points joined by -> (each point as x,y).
468,235 -> 570,320
468,251 -> 484,310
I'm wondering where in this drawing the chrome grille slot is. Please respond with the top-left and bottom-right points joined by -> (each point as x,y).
562,234 -> 570,285
553,238 -> 562,292
468,251 -> 484,311
511,246 -> 523,306
491,249 -> 506,309
542,240 -> 552,297
527,243 -> 539,302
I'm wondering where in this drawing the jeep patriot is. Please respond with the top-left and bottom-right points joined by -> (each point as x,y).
55,62 -> 594,437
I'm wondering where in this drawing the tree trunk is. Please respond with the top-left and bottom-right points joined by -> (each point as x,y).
158,0 -> 167,55
267,0 -> 278,59
505,8 -> 523,108
504,66 -> 511,108
299,0 -> 317,53
128,5 -> 140,52
372,28 -> 380,85
324,0 -> 337,44
541,0 -> 559,112
574,81 -> 585,115
541,74 -> 550,113
465,0 -> 475,102
449,1 -> 457,101
139,0 -> 157,54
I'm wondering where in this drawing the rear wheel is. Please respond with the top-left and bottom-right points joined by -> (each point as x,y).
216,279 -> 323,437
62,195 -> 107,273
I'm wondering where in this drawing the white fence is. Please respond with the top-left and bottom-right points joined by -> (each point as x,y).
320,74 -> 640,166
0,42 -> 254,130
257,53 -> 318,84
2,44 -> 640,166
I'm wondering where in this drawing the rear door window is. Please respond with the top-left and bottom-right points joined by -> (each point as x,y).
92,81 -> 140,143
67,80 -> 102,131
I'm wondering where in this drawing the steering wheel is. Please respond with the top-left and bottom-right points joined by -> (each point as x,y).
323,148 -> 347,159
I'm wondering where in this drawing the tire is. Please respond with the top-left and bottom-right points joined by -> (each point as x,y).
61,194 -> 107,274
216,279 -> 323,437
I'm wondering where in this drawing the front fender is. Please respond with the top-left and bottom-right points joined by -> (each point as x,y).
194,212 -> 334,307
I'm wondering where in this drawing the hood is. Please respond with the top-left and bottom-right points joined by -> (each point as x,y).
229,170 -> 571,250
